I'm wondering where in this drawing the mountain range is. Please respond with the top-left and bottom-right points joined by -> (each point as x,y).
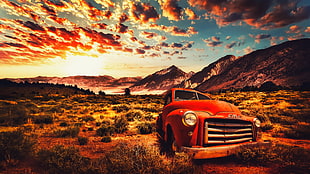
4,38 -> 310,94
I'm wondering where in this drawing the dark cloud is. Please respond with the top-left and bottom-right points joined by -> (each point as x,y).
115,23 -> 128,33
203,37 -> 223,47
119,13 -> 129,23
21,21 -> 45,31
149,24 -> 198,36
135,48 -> 146,54
41,4 -> 56,16
171,42 -> 183,48
92,23 -> 108,30
225,42 -> 237,49
140,31 -> 158,39
188,0 -> 310,29
4,42 -> 28,48
249,33 -> 271,43
130,2 -> 159,23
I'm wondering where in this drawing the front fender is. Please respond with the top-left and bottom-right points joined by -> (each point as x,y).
165,109 -> 198,147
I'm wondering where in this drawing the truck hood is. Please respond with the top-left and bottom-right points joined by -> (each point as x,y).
164,100 -> 241,115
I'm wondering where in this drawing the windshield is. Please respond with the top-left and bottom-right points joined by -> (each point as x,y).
174,90 -> 210,101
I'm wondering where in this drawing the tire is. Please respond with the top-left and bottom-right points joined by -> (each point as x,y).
166,127 -> 177,157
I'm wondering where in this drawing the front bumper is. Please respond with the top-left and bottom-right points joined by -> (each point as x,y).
180,140 -> 271,159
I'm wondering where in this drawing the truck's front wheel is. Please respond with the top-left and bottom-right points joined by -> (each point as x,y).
166,128 -> 178,157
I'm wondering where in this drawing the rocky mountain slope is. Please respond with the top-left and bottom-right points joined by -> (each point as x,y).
177,55 -> 239,89
195,38 -> 310,92
129,65 -> 192,94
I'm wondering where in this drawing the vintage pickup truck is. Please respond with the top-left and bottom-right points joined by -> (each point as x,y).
156,88 -> 270,159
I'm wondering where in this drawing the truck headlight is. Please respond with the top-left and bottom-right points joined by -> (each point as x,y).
182,111 -> 197,126
254,118 -> 261,127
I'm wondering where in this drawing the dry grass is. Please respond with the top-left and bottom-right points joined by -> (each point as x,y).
0,90 -> 309,173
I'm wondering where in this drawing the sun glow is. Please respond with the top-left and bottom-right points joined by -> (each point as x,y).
63,53 -> 105,76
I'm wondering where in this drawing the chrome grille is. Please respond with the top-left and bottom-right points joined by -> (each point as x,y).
204,118 -> 253,146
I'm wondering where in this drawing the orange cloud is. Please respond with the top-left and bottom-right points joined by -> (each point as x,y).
286,25 -> 302,33
185,8 -> 198,20
149,24 -> 198,36
159,0 -> 182,21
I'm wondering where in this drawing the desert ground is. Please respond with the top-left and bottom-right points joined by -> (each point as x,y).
0,90 -> 309,174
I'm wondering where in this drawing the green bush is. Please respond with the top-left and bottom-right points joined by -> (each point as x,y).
114,115 -> 128,133
53,126 -> 80,138
78,136 -> 88,145
0,130 -> 36,165
137,122 -> 155,134
37,145 -> 96,173
101,136 -> 112,143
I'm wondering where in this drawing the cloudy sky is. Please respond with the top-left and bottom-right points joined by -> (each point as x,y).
1,0 -> 310,78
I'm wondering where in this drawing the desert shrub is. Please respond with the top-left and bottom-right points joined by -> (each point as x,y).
137,122 -> 155,134
80,115 -> 95,122
261,122 -> 274,131
235,143 -> 310,173
283,124 -> 310,139
112,105 -> 130,113
59,121 -> 68,127
0,130 -> 36,166
125,110 -> 143,121
143,113 -> 155,121
104,143 -> 166,174
33,115 -> 54,124
134,104 -> 162,113
37,145 -> 96,173
96,121 -> 115,136
269,115 -> 298,125
53,126 -> 80,138
101,136 -> 112,143
78,136 -> 88,145
104,142 -> 199,174
114,115 -> 128,133
0,104 -> 30,126
168,152 -> 199,174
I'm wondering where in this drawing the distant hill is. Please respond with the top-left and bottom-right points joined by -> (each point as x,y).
6,76 -> 142,94
0,79 -> 93,98
130,65 -> 192,94
195,38 -> 310,92
3,39 -> 310,94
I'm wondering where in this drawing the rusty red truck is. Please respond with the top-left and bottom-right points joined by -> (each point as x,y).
156,88 -> 270,159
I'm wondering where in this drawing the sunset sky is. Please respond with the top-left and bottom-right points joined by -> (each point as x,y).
1,0 -> 310,78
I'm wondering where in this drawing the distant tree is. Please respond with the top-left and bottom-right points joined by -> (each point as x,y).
259,81 -> 281,91
98,91 -> 106,96
125,88 -> 131,95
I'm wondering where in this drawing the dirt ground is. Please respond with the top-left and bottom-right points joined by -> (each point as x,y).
2,129 -> 310,174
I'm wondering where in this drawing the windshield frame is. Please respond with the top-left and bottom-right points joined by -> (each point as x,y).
173,89 -> 211,101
